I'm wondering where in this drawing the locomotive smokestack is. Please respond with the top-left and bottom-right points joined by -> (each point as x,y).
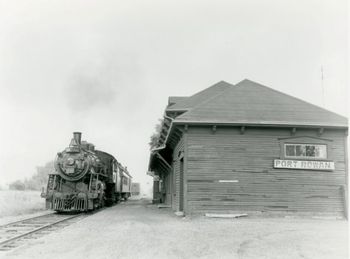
73,132 -> 82,145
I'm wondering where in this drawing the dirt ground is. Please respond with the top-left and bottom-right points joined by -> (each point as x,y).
2,199 -> 348,259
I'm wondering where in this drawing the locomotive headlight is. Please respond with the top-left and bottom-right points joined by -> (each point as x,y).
67,157 -> 75,166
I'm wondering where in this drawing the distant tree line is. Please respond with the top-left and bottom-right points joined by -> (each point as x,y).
9,161 -> 54,191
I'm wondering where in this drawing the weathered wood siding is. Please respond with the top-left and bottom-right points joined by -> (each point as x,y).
171,136 -> 185,211
186,126 -> 347,215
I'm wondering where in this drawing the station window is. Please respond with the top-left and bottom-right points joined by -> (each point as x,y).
284,144 -> 327,159
123,177 -> 128,185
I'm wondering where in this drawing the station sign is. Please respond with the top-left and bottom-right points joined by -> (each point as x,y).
274,159 -> 335,171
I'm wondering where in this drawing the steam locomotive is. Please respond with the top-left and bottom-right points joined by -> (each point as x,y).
41,132 -> 132,212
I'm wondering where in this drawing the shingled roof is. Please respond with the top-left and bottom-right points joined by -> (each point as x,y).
171,79 -> 347,128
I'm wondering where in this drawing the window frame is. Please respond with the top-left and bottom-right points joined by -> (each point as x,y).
284,143 -> 328,160
278,136 -> 332,161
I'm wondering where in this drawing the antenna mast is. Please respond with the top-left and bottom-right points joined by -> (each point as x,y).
321,66 -> 325,107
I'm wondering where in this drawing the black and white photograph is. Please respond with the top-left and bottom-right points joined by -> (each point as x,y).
0,1 -> 348,258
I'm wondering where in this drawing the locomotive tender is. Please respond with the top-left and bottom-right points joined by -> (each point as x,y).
42,132 -> 132,212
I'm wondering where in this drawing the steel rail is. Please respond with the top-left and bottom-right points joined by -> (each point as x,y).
0,214 -> 82,248
0,212 -> 56,229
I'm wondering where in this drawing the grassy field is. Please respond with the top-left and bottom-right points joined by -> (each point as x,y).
0,190 -> 45,217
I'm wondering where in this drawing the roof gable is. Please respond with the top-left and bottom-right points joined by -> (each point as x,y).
166,81 -> 231,111
168,96 -> 188,107
175,79 -> 347,128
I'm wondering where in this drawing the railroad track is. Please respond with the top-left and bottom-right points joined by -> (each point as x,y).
0,212 -> 87,251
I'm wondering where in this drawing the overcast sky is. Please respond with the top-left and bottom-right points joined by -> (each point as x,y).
0,0 -> 347,189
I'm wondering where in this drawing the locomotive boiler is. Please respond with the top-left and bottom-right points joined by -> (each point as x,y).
41,132 -> 132,212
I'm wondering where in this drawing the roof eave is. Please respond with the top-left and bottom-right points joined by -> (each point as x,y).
166,108 -> 189,112
172,120 -> 348,129
147,116 -> 176,172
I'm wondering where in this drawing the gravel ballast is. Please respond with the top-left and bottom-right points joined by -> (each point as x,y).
3,199 -> 348,259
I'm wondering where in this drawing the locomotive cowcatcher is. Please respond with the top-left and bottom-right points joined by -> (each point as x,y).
41,132 -> 132,212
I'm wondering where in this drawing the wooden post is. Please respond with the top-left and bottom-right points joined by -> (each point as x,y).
344,131 -> 348,219
318,128 -> 324,136
291,127 -> 297,136
183,131 -> 189,215
341,185 -> 348,219
184,124 -> 188,132
240,126 -> 245,135
153,180 -> 160,204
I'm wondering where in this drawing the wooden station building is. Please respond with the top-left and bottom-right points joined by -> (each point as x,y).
148,79 -> 348,216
